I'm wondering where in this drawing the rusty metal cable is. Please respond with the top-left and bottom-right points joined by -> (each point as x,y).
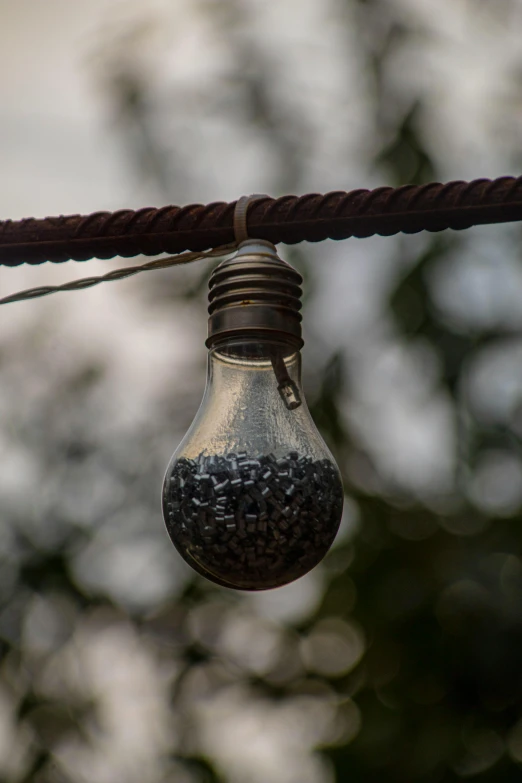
1,175 -> 522,268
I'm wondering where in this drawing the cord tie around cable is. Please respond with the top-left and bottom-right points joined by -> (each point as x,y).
233,194 -> 269,244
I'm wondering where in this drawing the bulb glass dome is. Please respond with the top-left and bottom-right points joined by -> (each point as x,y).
162,241 -> 343,590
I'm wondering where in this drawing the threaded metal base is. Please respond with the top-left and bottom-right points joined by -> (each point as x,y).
206,240 -> 303,348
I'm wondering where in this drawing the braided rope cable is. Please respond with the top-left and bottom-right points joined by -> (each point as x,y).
1,176 -> 522,268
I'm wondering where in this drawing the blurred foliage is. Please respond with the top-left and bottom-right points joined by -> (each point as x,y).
3,1 -> 522,782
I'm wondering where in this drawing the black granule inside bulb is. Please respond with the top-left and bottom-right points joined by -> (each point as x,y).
163,451 -> 343,590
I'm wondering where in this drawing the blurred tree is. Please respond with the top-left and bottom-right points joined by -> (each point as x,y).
2,1 -> 522,782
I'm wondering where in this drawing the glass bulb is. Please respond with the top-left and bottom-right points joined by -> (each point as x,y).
162,241 -> 343,590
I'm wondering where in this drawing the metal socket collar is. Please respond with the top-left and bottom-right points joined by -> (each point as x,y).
206,240 -> 303,349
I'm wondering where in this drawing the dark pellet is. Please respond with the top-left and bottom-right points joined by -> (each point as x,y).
163,450 -> 343,591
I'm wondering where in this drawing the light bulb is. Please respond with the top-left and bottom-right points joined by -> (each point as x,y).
162,240 -> 343,590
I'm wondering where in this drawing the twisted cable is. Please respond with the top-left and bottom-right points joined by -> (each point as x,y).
0,245 -> 237,306
1,176 -> 522,267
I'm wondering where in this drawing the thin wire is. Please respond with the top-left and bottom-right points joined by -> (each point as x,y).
0,243 -> 237,306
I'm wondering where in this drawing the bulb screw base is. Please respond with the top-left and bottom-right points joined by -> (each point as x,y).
206,240 -> 303,349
